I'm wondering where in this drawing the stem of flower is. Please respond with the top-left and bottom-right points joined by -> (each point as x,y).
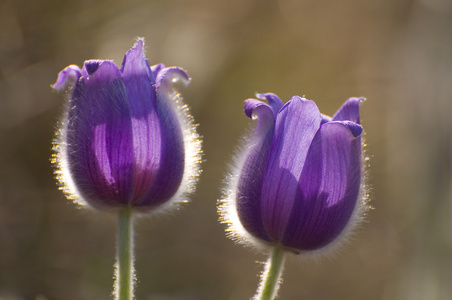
255,245 -> 286,300
115,207 -> 135,300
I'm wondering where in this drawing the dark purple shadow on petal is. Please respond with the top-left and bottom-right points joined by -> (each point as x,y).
281,122 -> 362,251
134,68 -> 186,208
133,93 -> 184,207
337,120 -> 363,138
236,103 -> 277,243
67,61 -> 134,209
121,39 -> 163,202
85,60 -> 101,75
261,97 -> 322,241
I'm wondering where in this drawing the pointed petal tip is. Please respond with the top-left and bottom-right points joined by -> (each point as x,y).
125,39 -> 145,61
126,38 -> 144,56
135,38 -> 144,48
134,39 -> 145,56
121,38 -> 153,79
349,97 -> 366,104
332,97 -> 365,123
52,65 -> 82,92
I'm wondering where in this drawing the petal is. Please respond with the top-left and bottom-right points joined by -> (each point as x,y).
244,98 -> 270,119
151,63 -> 165,80
261,96 -> 323,241
66,61 -> 134,209
320,113 -> 332,124
134,67 -> 187,207
154,67 -> 190,91
121,39 -> 154,81
121,39 -> 163,201
332,97 -> 364,123
256,93 -> 284,118
84,60 -> 101,75
52,65 -> 82,92
336,120 -> 363,138
281,121 -> 362,250
244,93 -> 283,120
236,98 -> 277,242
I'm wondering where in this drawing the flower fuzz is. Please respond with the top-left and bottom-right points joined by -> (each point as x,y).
52,39 -> 202,212
220,93 -> 367,255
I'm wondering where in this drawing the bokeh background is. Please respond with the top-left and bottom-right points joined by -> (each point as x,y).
1,0 -> 451,299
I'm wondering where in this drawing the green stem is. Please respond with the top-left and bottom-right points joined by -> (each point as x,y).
255,245 -> 286,300
116,207 -> 135,300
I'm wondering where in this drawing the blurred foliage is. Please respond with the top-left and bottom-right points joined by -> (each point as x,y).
0,0 -> 451,299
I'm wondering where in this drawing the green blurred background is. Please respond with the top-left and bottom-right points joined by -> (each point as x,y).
0,0 -> 451,299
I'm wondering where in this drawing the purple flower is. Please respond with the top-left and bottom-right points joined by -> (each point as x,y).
220,93 -> 365,254
52,39 -> 201,211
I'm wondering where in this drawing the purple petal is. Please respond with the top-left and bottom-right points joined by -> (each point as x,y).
243,98 -> 273,122
281,121 -> 362,250
52,65 -> 82,92
85,60 -> 101,75
121,39 -> 162,201
261,96 -> 322,241
154,67 -> 190,91
121,39 -> 153,79
335,120 -> 363,138
134,67 -> 187,207
151,63 -> 165,80
236,98 -> 278,242
67,61 -> 134,208
332,97 -> 364,123
244,93 -> 283,120
256,93 -> 284,118
320,113 -> 332,125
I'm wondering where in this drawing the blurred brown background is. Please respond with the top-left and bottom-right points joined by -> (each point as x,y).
0,0 -> 451,299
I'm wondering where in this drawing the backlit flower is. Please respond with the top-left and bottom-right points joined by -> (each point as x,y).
52,39 -> 201,212
220,93 -> 366,254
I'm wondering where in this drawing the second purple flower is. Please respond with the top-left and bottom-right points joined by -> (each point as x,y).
221,93 -> 365,254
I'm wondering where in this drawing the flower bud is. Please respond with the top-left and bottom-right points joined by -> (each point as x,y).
220,93 -> 366,254
52,39 -> 201,212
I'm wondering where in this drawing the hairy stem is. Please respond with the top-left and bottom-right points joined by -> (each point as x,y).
255,245 -> 286,300
115,207 -> 134,300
